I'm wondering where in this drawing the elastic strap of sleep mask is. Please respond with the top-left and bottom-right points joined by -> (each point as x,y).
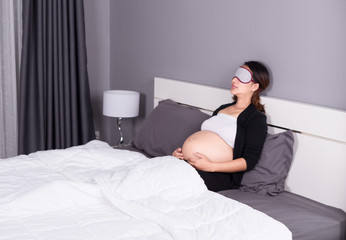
234,66 -> 257,84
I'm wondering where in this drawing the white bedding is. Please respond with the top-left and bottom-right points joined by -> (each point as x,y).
0,140 -> 292,240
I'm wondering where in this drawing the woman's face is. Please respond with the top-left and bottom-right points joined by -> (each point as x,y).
231,65 -> 259,96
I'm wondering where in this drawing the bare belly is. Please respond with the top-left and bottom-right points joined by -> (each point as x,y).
181,130 -> 233,162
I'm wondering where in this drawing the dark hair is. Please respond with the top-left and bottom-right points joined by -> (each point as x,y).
233,60 -> 270,113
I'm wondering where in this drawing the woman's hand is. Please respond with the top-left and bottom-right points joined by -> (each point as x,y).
172,147 -> 184,160
187,152 -> 215,172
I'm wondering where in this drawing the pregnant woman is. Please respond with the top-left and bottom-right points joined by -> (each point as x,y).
172,61 -> 270,191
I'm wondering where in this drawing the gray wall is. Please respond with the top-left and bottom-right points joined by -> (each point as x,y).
86,0 -> 346,145
84,0 -> 112,142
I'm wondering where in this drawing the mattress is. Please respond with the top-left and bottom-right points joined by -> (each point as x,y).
219,190 -> 346,240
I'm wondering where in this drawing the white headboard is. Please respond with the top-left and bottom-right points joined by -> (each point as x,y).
154,77 -> 346,212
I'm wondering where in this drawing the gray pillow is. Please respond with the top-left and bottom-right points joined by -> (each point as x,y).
240,130 -> 294,196
132,99 -> 210,157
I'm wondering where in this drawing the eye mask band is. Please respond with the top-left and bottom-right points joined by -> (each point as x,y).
234,66 -> 256,84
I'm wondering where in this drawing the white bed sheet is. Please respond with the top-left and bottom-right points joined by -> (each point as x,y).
0,140 -> 292,240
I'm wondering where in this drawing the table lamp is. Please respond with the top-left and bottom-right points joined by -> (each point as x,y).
103,90 -> 140,145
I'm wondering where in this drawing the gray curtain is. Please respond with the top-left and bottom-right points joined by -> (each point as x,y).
18,0 -> 95,154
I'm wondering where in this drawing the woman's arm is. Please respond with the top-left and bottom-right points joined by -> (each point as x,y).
188,152 -> 247,173
241,114 -> 267,171
172,147 -> 184,160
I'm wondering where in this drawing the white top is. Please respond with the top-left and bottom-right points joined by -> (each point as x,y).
201,113 -> 237,148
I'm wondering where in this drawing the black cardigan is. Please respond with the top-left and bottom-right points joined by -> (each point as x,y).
197,102 -> 267,191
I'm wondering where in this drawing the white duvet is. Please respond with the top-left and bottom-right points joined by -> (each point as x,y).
0,140 -> 291,240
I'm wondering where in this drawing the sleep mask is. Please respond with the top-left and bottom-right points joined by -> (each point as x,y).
234,66 -> 257,84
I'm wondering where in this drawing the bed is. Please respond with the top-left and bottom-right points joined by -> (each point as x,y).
0,77 -> 345,240
127,77 -> 346,239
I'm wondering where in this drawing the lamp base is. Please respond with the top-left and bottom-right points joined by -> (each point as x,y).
116,117 -> 124,146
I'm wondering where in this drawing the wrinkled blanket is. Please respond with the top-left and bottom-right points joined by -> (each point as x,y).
0,140 -> 291,240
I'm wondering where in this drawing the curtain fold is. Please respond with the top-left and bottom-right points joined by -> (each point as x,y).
0,0 -> 22,158
19,0 -> 95,155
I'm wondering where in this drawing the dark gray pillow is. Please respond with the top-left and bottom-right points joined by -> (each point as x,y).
132,99 -> 210,157
240,130 -> 294,196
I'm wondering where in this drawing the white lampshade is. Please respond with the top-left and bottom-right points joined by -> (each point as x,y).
103,90 -> 140,118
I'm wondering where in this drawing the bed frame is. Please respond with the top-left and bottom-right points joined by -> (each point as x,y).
154,77 -> 346,212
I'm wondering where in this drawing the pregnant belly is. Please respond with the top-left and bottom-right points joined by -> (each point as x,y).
182,130 -> 233,162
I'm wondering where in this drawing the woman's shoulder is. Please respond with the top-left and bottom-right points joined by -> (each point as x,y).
241,104 -> 267,123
